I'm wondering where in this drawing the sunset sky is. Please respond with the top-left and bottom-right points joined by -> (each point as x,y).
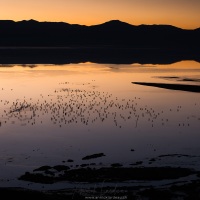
0,0 -> 200,29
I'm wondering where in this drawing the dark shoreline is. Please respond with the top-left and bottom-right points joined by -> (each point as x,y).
2,154 -> 200,199
19,166 -> 195,184
132,82 -> 200,93
10,160 -> 199,199
1,179 -> 200,200
0,47 -> 199,64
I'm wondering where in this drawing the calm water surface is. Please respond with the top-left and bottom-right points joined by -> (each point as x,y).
0,61 -> 200,188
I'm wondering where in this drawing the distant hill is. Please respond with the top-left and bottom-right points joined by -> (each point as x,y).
0,20 -> 199,48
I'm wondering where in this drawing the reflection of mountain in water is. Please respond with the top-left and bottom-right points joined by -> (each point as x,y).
0,47 -> 199,65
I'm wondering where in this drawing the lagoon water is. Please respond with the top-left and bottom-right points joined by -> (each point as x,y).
0,61 -> 200,189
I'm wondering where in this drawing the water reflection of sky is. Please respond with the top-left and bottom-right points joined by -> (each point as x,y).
0,61 -> 200,186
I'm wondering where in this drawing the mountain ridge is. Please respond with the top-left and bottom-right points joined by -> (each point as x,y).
0,19 -> 198,29
0,19 -> 199,48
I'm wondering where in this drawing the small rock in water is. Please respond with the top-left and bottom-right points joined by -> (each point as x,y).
82,153 -> 105,160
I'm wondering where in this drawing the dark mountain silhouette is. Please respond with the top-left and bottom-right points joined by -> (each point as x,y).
0,20 -> 199,64
0,19 -> 199,48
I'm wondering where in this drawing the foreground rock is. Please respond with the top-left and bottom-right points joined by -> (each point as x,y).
82,153 -> 106,160
1,180 -> 200,200
19,166 -> 196,184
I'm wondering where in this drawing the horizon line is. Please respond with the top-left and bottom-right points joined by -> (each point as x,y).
0,19 -> 199,30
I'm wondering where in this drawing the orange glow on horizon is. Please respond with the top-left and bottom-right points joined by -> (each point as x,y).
0,0 -> 200,29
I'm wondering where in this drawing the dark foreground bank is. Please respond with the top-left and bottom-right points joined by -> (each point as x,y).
4,164 -> 197,200
1,180 -> 200,200
2,152 -> 200,199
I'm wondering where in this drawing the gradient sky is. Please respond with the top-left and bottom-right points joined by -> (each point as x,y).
0,0 -> 200,29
